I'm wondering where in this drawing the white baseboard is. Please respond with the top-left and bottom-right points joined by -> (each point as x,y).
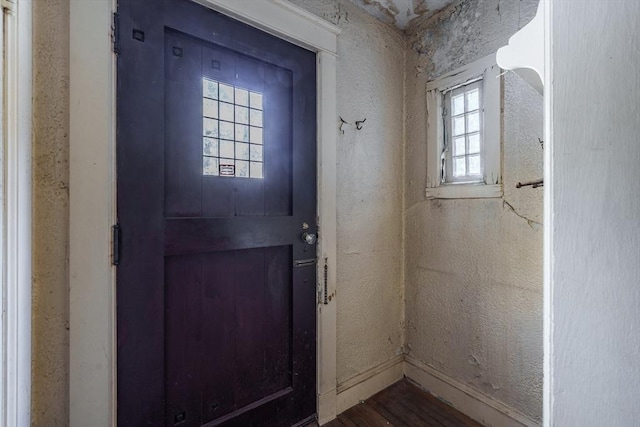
404,356 -> 540,427
317,388 -> 337,426
334,355 -> 405,415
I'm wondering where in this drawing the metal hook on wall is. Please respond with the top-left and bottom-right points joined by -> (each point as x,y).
339,116 -> 349,134
339,116 -> 367,134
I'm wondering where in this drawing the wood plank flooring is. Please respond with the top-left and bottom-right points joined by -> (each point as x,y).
321,379 -> 482,427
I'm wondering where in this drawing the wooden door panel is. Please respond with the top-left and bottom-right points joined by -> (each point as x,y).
165,247 -> 293,425
117,0 -> 316,425
165,32 -> 204,218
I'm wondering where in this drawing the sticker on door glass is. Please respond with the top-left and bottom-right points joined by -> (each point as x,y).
219,164 -> 235,176
202,77 -> 264,179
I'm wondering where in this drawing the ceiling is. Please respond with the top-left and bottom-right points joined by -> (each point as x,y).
348,0 -> 457,30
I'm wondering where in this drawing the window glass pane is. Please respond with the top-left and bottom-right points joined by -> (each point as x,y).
235,88 -> 249,106
235,106 -> 249,125
203,98 -> 218,118
203,137 -> 218,156
203,157 -> 219,176
219,83 -> 234,103
203,79 -> 218,99
220,140 -> 234,159
467,112 -> 480,133
468,154 -> 481,175
219,102 -> 234,122
454,136 -> 465,156
236,160 -> 249,177
454,157 -> 466,177
453,116 -> 465,136
202,78 -> 264,179
250,92 -> 263,110
235,124 -> 249,142
452,94 -> 465,116
250,109 -> 263,127
250,127 -> 263,144
235,142 -> 249,160
250,144 -> 263,162
250,162 -> 263,178
468,133 -> 480,154
219,121 -> 234,140
203,118 -> 219,138
466,89 -> 479,111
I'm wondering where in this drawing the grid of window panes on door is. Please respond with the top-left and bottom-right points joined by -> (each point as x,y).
448,80 -> 482,181
202,78 -> 264,178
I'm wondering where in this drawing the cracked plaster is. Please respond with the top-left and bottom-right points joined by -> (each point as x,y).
348,0 -> 457,29
404,0 -> 543,422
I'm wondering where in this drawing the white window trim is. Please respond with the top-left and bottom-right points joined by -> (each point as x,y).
69,0 -> 340,425
425,53 -> 502,199
1,0 -> 32,426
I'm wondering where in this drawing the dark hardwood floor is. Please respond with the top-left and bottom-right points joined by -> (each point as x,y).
320,379 -> 482,427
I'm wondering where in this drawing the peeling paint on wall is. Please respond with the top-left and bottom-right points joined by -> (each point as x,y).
404,0 -> 544,422
348,0 -> 459,29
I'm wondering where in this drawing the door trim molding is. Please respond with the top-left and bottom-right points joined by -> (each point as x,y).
68,0 -> 340,425
2,1 -> 32,426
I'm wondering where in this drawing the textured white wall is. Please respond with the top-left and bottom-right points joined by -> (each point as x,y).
549,1 -> 640,425
404,0 -> 544,421
32,0 -> 70,425
289,0 -> 406,385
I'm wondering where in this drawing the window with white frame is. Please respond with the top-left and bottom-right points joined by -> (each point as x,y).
426,54 -> 502,199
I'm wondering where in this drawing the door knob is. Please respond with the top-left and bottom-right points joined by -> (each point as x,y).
301,232 -> 317,245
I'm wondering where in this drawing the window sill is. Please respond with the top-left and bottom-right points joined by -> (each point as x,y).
425,183 -> 502,200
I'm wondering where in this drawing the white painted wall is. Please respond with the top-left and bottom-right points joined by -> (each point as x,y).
289,0 -> 406,387
404,0 -> 544,422
548,1 -> 640,425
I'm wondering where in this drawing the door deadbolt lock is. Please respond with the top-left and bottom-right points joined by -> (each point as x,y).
301,232 -> 317,245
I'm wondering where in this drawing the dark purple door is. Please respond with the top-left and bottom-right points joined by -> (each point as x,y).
116,1 -> 317,426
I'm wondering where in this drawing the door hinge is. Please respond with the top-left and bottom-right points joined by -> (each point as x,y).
112,224 -> 121,266
112,12 -> 120,55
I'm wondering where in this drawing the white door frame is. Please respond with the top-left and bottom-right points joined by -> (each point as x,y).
69,0 -> 340,425
1,0 -> 32,426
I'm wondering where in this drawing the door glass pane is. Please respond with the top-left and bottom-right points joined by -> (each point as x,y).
203,137 -> 218,156
203,156 -> 219,176
203,98 -> 218,119
235,160 -> 249,177
235,106 -> 249,124
203,80 -> 218,99
219,83 -> 234,103
250,92 -> 263,110
235,88 -> 249,106
250,161 -> 263,179
202,78 -> 264,178
219,102 -> 234,122
203,118 -> 219,138
250,109 -> 263,127
250,127 -> 263,145
236,142 -> 249,160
